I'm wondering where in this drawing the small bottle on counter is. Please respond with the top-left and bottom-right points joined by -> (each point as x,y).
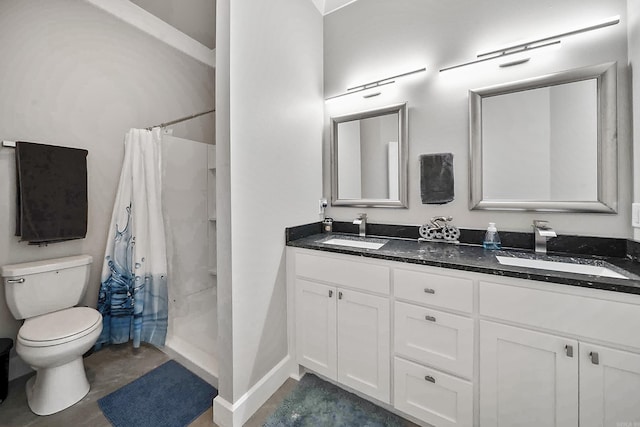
323,218 -> 333,233
483,222 -> 501,250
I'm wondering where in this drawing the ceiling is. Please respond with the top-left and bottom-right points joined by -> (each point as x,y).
128,0 -> 357,49
314,0 -> 359,15
90,0 -> 358,65
130,0 -> 216,49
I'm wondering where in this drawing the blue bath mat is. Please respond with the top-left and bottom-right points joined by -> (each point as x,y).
263,374 -> 408,426
98,359 -> 217,427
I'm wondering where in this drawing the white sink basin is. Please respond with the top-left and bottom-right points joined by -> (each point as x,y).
322,237 -> 388,250
496,256 -> 630,279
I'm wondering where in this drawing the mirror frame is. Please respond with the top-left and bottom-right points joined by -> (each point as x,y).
469,62 -> 618,213
330,102 -> 408,208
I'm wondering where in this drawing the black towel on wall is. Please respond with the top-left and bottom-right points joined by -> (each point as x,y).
15,141 -> 88,244
420,153 -> 454,204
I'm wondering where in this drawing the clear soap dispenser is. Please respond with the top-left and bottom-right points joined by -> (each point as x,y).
483,222 -> 501,250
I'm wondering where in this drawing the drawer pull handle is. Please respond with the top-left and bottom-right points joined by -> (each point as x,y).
565,345 -> 573,358
590,351 -> 600,365
423,288 -> 436,294
424,375 -> 436,383
338,291 -> 343,300
425,315 -> 436,322
329,290 -> 333,298
6,278 -> 25,284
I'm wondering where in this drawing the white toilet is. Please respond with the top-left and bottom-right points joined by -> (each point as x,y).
1,255 -> 103,415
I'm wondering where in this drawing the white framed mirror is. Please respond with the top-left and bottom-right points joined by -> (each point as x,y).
331,102 -> 408,208
469,62 -> 617,213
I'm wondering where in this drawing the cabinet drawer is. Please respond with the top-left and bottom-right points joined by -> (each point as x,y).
480,281 -> 640,349
394,268 -> 473,313
295,252 -> 389,294
394,357 -> 473,427
395,302 -> 473,379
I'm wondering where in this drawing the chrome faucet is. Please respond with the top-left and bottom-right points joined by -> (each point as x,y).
353,213 -> 367,237
533,220 -> 557,254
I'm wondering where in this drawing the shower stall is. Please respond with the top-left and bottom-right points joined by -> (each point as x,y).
161,135 -> 217,385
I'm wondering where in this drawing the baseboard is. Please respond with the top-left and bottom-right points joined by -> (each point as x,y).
213,354 -> 296,427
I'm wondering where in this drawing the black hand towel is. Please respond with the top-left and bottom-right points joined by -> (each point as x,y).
15,141 -> 88,244
420,153 -> 454,204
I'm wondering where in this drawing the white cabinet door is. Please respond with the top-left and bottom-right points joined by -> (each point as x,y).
295,279 -> 337,380
580,343 -> 640,427
480,321 -> 579,427
337,289 -> 391,403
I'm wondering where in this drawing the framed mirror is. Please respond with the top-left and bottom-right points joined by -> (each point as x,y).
331,103 -> 408,207
469,62 -> 617,213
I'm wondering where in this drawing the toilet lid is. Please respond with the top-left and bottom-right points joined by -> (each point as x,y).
19,307 -> 102,345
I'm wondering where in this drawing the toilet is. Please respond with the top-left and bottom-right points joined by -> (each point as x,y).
1,255 -> 102,415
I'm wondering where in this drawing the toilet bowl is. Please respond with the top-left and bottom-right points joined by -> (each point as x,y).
1,255 -> 102,415
17,307 -> 102,415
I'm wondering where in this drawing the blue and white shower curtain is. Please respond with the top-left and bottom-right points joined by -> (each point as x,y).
96,128 -> 168,349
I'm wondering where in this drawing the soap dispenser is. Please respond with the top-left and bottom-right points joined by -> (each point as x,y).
483,222 -> 501,250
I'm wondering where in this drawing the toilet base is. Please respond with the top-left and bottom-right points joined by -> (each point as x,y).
26,357 -> 90,415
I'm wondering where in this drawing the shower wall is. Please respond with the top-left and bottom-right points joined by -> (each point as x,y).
161,135 -> 217,382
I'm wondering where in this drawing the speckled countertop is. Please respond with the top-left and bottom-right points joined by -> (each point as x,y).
287,232 -> 640,295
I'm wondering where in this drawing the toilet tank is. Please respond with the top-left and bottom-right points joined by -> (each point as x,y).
1,255 -> 93,320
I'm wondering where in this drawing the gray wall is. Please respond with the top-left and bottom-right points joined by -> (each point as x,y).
324,0 -> 632,238
0,0 -> 213,376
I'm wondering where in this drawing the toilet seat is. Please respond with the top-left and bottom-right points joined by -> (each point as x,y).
18,307 -> 102,347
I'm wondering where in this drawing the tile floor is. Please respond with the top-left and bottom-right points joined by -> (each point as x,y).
0,343 -> 297,427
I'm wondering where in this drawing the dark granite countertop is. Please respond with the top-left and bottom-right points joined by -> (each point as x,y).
287,231 -> 640,296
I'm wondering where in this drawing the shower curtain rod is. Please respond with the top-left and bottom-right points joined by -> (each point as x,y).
145,108 -> 215,130
2,108 -> 216,148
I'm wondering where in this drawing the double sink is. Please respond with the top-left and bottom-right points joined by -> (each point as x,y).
318,235 -> 634,280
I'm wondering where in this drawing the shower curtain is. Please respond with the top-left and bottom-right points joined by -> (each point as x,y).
96,128 -> 168,349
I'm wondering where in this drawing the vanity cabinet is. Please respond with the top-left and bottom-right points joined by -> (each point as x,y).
287,246 -> 640,427
293,253 -> 391,403
480,280 -> 640,427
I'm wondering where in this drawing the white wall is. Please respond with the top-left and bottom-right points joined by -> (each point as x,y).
0,0 -> 213,376
631,1 -> 640,240
324,0 -> 632,237
215,0 -> 233,402
216,0 -> 323,407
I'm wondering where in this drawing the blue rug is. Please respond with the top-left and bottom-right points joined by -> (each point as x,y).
263,374 -> 408,427
98,360 -> 217,427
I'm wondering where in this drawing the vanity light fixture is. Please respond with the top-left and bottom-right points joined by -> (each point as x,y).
440,15 -> 620,72
325,67 -> 426,100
